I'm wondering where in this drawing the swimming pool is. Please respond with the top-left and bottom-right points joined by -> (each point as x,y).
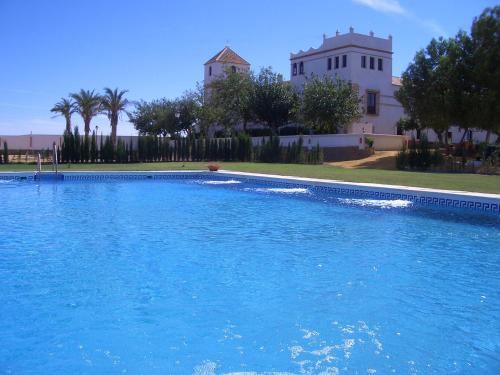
0,174 -> 499,374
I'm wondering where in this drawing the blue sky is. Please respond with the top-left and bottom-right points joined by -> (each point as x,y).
0,0 -> 496,135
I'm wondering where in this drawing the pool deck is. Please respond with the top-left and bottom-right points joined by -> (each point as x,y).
1,170 -> 499,215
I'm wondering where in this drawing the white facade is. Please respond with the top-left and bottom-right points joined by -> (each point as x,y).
289,28 -> 405,135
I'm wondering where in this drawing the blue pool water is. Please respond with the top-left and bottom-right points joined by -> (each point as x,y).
0,177 -> 499,374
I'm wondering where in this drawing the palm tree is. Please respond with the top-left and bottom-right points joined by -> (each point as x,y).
50,98 -> 75,133
101,88 -> 129,147
70,89 -> 102,138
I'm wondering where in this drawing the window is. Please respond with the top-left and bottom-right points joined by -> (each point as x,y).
335,56 -> 339,69
292,63 -> 297,76
361,56 -> 366,68
327,57 -> 332,70
299,61 -> 304,75
342,55 -> 347,67
378,58 -> 383,71
369,57 -> 375,70
367,91 -> 378,115
209,66 -> 212,76
231,65 -> 236,73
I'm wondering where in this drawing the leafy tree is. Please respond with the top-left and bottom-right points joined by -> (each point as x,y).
396,38 -> 454,144
301,76 -> 361,133
251,67 -> 299,135
70,89 -> 102,138
189,82 -> 218,138
129,99 -> 178,137
101,88 -> 129,147
50,98 -> 75,133
208,68 -> 255,133
176,93 -> 198,136
470,6 -> 500,143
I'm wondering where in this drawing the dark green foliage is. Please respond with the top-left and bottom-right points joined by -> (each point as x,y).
115,139 -> 128,163
301,76 -> 361,134
90,131 -> 98,163
396,135 -> 444,170
2,141 -> 8,164
73,127 -> 81,163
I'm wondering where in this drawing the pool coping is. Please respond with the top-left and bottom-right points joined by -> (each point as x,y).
1,170 -> 499,215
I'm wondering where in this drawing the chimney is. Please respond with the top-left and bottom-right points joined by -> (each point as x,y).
369,31 -> 374,37
388,34 -> 393,40
323,33 -> 327,40
349,26 -> 354,33
336,29 -> 340,36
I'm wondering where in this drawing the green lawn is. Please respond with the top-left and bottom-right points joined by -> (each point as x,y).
1,162 -> 499,194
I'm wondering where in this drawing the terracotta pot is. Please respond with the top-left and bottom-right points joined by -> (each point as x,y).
207,164 -> 220,172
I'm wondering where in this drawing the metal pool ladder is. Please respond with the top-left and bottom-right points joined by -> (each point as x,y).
36,153 -> 42,174
52,142 -> 58,174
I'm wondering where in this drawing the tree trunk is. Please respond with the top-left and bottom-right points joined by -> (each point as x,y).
495,132 -> 500,145
485,130 -> 491,144
435,130 -> 443,145
460,128 -> 468,143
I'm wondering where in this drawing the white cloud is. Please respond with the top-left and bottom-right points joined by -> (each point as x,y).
352,0 -> 446,37
352,0 -> 406,14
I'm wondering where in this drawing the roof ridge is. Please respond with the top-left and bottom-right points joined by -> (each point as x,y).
204,47 -> 250,66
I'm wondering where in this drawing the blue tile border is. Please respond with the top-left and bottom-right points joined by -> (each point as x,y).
1,171 -> 499,216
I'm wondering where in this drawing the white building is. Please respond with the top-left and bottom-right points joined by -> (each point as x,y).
289,28 -> 404,135
204,46 -> 250,87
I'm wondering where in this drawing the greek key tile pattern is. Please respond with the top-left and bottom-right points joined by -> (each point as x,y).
0,172 -> 498,215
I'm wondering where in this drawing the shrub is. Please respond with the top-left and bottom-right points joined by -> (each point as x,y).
396,135 -> 443,171
364,136 -> 374,148
395,148 -> 408,170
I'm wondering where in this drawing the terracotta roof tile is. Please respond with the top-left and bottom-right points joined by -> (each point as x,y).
205,47 -> 250,66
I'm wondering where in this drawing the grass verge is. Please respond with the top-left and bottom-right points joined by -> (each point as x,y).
0,162 -> 499,194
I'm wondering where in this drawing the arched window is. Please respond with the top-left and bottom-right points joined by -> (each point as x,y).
292,63 -> 297,76
231,65 -> 236,73
209,66 -> 212,76
299,62 -> 304,75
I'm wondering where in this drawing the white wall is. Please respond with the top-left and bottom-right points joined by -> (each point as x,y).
251,133 -> 407,150
406,127 -> 499,144
290,29 -> 405,135
0,135 -> 140,151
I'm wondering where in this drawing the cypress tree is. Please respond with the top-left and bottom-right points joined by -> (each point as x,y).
73,126 -> 81,163
2,141 -> 8,164
129,137 -> 134,162
90,131 -> 97,163
99,133 -> 103,163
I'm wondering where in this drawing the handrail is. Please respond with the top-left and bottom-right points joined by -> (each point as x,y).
52,142 -> 58,174
36,153 -> 41,174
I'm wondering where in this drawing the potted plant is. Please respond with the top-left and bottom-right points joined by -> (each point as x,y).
207,163 -> 220,172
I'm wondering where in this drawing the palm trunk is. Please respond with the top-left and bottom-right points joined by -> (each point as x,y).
111,117 -> 118,149
84,118 -> 91,138
65,115 -> 72,133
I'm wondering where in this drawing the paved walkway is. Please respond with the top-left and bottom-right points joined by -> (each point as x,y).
328,151 -> 398,169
